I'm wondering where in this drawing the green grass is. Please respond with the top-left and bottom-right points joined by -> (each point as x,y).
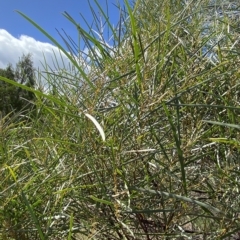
1,0 -> 240,239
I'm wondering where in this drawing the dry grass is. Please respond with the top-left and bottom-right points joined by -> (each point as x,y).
1,0 -> 240,239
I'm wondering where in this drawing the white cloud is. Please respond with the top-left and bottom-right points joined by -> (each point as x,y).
0,28 -> 117,91
0,28 -> 70,72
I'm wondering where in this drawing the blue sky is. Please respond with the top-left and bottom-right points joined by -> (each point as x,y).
0,0 -> 125,70
0,0 -> 124,45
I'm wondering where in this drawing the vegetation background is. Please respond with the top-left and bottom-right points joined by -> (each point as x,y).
0,54 -> 35,118
0,0 -> 240,239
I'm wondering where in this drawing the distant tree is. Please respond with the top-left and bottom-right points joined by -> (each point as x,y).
15,54 -> 35,87
0,64 -> 15,80
15,54 -> 36,112
0,54 -> 36,117
0,64 -> 17,116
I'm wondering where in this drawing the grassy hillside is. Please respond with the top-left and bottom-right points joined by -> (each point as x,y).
1,0 -> 240,239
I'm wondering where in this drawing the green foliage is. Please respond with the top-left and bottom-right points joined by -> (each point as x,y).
0,54 -> 36,117
1,0 -> 240,239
